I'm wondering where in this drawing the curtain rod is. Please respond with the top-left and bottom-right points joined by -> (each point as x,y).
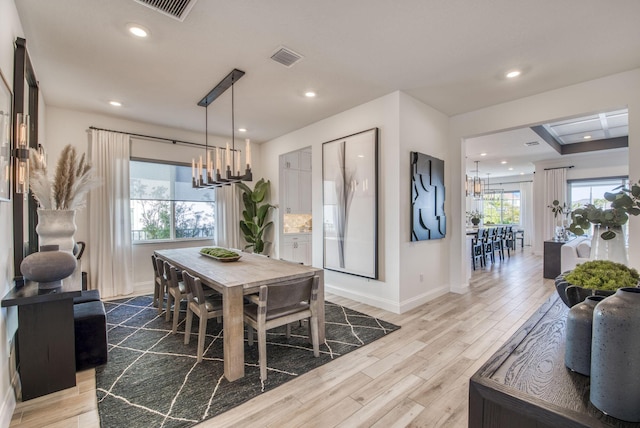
486,179 -> 533,185
544,165 -> 574,171
88,126 -> 238,151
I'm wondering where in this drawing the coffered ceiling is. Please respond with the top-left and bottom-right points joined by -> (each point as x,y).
14,0 -> 640,144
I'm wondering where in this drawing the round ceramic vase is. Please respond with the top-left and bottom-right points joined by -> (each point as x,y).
564,296 -> 605,376
590,287 -> 640,422
20,245 -> 77,289
35,209 -> 77,254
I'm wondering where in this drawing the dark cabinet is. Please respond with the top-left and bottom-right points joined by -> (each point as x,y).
543,239 -> 567,279
469,294 -> 640,427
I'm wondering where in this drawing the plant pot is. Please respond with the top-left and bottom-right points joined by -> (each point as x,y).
471,218 -> 480,226
554,274 -> 615,307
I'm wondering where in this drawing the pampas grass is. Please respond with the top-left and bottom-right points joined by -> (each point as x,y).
29,145 -> 100,210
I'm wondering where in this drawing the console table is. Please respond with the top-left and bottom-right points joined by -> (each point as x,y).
543,239 -> 570,279
469,293 -> 640,427
2,281 -> 81,400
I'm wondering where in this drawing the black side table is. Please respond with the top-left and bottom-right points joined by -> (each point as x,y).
543,239 -> 571,279
2,281 -> 81,400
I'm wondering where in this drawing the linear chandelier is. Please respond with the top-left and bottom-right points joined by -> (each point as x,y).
192,68 -> 252,189
466,160 -> 483,199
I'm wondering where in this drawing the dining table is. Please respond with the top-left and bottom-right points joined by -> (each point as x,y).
154,247 -> 325,382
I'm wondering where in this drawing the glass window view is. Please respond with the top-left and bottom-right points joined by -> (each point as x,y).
568,177 -> 628,210
130,160 -> 216,242
482,191 -> 520,225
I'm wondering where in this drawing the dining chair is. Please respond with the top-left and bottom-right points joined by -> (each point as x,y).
182,270 -> 223,363
151,255 -> 164,310
244,275 -> 320,380
471,233 -> 484,270
154,256 -> 168,314
492,226 -> 505,261
164,261 -> 189,333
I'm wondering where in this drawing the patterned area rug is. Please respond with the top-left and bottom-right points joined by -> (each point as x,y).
96,295 -> 399,427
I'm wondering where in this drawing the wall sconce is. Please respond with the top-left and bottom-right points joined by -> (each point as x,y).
14,113 -> 29,194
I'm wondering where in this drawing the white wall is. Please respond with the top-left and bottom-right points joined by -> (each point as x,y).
260,91 -> 450,313
0,0 -> 24,423
450,68 -> 640,291
44,106 -> 264,294
398,92 -> 450,308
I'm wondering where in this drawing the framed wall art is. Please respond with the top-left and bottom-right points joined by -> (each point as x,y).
411,151 -> 445,241
0,69 -> 12,202
322,128 -> 378,279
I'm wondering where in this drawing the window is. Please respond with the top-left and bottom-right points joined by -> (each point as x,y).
568,177 -> 628,210
130,160 -> 216,242
482,190 -> 520,225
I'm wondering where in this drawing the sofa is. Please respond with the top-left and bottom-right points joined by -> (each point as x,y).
560,236 -> 592,274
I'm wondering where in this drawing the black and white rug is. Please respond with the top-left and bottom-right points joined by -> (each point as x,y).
96,295 -> 399,427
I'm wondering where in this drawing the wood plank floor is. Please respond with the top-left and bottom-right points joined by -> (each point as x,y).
10,248 -> 554,427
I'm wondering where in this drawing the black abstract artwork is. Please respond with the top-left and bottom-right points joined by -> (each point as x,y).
411,152 -> 445,241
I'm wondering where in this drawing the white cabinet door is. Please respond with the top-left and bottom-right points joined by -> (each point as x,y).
283,152 -> 299,170
298,170 -> 312,214
282,235 -> 311,265
283,168 -> 299,214
299,150 -> 312,171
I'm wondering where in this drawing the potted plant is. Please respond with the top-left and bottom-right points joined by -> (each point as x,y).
555,259 -> 639,307
548,200 -> 571,240
236,179 -> 275,254
466,210 -> 483,226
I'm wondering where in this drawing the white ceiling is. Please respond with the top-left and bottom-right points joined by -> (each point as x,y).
14,0 -> 640,144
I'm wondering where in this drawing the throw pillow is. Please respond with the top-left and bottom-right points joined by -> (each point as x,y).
577,241 -> 591,258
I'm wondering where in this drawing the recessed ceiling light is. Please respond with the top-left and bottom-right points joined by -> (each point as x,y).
506,70 -> 521,79
305,91 -> 316,98
508,167 -> 513,171
109,100 -> 122,107
480,153 -> 487,157
520,172 -> 524,175
501,161 -> 507,164
238,128 -> 247,133
128,24 -> 149,38
584,135 -> 592,139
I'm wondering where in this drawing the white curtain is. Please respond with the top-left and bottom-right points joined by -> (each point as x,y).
543,168 -> 568,240
519,181 -> 534,246
88,130 -> 133,298
215,185 -> 241,251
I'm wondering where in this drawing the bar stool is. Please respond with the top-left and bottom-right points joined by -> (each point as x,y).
471,232 -> 484,270
492,226 -> 505,261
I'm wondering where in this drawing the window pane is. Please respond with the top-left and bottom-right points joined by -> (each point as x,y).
130,160 -> 215,202
130,159 -> 216,242
175,201 -> 215,238
131,199 -> 171,241
481,190 -> 520,224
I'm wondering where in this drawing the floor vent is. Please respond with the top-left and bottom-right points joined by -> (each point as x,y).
270,46 -> 304,68
524,141 -> 540,146
133,0 -> 198,21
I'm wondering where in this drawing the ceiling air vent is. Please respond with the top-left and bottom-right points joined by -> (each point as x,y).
524,141 -> 540,146
270,46 -> 304,68
133,0 -> 198,21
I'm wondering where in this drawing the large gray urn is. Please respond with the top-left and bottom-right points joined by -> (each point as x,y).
565,295 -> 605,376
590,287 -> 640,422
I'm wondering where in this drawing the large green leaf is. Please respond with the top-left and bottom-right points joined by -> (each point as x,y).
256,204 -> 273,227
252,179 -> 269,203
235,182 -> 253,196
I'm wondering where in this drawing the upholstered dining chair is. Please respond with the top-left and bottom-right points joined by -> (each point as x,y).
164,261 -> 190,333
153,255 -> 167,315
244,275 -> 320,380
181,270 -> 223,363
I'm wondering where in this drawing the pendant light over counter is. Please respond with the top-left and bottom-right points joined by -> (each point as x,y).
192,68 -> 252,189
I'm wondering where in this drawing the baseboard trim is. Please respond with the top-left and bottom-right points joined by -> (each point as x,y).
398,286 -> 450,313
325,284 -> 400,313
325,283 -> 451,314
450,283 -> 470,294
0,385 -> 16,428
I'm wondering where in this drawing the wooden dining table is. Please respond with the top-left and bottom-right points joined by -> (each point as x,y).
154,247 -> 325,382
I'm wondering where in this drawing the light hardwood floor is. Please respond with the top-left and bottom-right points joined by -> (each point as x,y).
10,247 -> 554,428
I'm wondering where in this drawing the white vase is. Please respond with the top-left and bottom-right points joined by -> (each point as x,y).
35,209 -> 77,254
590,225 -> 627,265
